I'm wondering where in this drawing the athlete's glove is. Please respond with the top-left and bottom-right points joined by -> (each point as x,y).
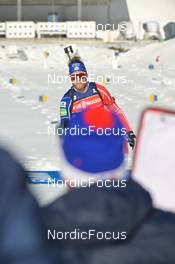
127,131 -> 136,149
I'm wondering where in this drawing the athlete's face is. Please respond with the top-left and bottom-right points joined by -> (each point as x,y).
70,73 -> 88,92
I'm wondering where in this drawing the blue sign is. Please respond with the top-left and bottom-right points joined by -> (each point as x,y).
27,171 -> 62,184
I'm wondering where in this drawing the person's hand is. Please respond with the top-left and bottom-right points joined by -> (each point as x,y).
127,131 -> 136,149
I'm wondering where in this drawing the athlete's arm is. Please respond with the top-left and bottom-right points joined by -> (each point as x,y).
96,83 -> 136,149
96,83 -> 132,132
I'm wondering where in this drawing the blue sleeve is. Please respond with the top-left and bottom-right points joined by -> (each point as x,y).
60,96 -> 72,129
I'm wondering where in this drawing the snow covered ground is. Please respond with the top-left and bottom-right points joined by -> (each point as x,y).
0,39 -> 174,205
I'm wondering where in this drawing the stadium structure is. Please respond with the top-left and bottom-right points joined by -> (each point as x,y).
0,0 -> 175,41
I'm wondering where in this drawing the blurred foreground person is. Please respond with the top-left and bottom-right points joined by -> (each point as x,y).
42,106 -> 175,264
0,148 -> 52,264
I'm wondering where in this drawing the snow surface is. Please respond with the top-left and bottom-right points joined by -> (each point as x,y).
0,39 -> 174,205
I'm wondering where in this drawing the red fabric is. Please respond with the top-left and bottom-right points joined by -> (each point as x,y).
96,83 -> 132,133
83,106 -> 115,129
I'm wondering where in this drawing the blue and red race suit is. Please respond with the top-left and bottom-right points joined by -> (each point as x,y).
60,82 -> 132,134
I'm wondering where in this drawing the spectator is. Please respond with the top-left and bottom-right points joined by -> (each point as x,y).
0,148 -> 52,264
42,106 -> 175,264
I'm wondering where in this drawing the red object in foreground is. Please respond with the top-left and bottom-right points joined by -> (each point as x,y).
83,106 -> 115,129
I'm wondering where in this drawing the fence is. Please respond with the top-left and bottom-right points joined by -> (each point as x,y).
36,22 -> 67,38
0,23 -> 6,36
6,22 -> 35,38
67,21 -> 96,38
0,20 -> 169,41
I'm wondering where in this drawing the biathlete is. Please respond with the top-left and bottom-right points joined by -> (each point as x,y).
60,46 -> 136,149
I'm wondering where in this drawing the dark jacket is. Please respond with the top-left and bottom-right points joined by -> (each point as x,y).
0,148 -> 52,264
42,179 -> 175,264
